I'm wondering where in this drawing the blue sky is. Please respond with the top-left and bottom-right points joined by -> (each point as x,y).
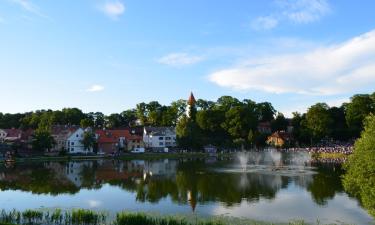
1,0 -> 375,116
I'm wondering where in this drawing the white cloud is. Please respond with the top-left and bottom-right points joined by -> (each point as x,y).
157,53 -> 204,67
87,200 -> 102,208
251,16 -> 279,30
280,0 -> 331,23
251,0 -> 331,30
86,85 -> 105,92
98,0 -> 125,20
209,29 -> 375,95
9,0 -> 48,18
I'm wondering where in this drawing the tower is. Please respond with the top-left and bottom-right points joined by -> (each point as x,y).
186,92 -> 196,118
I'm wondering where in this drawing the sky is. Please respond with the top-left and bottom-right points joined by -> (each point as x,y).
1,0 -> 375,116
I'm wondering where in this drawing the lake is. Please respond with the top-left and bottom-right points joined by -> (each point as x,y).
0,153 -> 373,224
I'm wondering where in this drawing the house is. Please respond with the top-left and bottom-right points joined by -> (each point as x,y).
0,129 -> 22,143
143,127 -> 177,151
96,130 -> 124,155
50,126 -> 78,154
257,122 -> 272,134
266,131 -> 292,147
126,134 -> 144,151
66,128 -> 93,154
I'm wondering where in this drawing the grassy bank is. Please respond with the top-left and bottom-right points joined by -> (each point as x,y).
0,209 -> 354,225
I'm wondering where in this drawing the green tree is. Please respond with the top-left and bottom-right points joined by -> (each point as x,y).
32,129 -> 56,152
271,113 -> 288,132
305,103 -> 333,142
221,103 -> 258,149
80,118 -> 94,128
344,94 -> 375,137
81,130 -> 97,153
176,116 -> 202,151
343,114 -> 375,217
256,102 -> 276,122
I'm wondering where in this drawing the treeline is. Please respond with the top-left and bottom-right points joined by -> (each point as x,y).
0,92 -> 374,148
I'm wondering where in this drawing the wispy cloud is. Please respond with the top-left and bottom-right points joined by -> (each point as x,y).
279,0 -> 331,23
98,0 -> 125,20
251,0 -> 331,30
86,85 -> 105,92
9,0 -> 48,18
251,16 -> 279,31
157,53 -> 204,67
209,29 -> 375,95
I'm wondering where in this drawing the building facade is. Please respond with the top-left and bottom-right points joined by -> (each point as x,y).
143,127 -> 177,151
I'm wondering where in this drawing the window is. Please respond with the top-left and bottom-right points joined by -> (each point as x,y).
159,142 -> 164,146
159,137 -> 164,140
166,137 -> 171,140
71,148 -> 74,152
76,134 -> 79,137
71,142 -> 74,145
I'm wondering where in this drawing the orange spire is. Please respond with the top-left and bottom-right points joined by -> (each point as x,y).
188,92 -> 196,105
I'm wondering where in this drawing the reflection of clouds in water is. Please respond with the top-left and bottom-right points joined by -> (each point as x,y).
88,200 -> 102,208
210,185 -> 373,224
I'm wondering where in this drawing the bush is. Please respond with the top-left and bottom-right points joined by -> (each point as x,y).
343,114 -> 375,217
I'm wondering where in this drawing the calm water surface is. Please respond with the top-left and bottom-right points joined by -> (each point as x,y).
0,155 -> 373,224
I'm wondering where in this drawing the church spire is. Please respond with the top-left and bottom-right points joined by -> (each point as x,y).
188,92 -> 196,106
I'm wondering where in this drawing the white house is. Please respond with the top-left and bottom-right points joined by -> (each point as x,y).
66,128 -> 93,154
143,127 -> 177,151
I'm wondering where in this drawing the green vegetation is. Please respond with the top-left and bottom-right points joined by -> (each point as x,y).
31,128 -> 56,153
0,209 -> 350,225
1,92 -> 375,149
343,114 -> 375,217
0,209 -> 106,225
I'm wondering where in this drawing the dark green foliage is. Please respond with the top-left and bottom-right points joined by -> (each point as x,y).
31,129 -> 56,152
343,114 -> 375,217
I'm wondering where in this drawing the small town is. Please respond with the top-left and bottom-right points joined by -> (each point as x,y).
1,0 -> 375,224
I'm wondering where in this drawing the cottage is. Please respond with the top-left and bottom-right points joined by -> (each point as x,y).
50,126 -> 78,154
266,131 -> 292,147
143,127 -> 176,151
66,128 -> 93,154
0,129 -> 22,143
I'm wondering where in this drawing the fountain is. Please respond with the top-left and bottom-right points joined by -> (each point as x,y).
215,149 -> 317,176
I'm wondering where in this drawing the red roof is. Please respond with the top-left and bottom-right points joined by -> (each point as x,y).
188,92 -> 196,105
3,129 -> 22,138
96,129 -> 142,143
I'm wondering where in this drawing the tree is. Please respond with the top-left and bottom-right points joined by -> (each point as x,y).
176,115 -> 202,151
343,114 -> 375,217
81,130 -> 97,153
305,103 -> 333,142
62,108 -> 85,125
32,129 -> 56,152
256,102 -> 276,122
221,104 -> 258,149
344,94 -> 375,137
271,113 -> 288,132
136,103 -> 147,125
80,118 -> 94,128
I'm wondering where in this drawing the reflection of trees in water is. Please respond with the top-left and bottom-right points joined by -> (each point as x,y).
306,164 -> 344,205
0,159 -> 347,209
0,162 -> 79,195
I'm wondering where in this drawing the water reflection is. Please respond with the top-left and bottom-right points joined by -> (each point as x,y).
0,158 -> 372,223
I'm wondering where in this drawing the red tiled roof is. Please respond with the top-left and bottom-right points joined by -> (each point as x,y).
3,129 -> 22,138
188,92 -> 196,105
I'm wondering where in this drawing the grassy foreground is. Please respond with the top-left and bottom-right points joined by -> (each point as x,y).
0,209 -> 353,225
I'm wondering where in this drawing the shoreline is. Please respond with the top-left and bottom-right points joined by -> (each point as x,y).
0,151 -> 349,164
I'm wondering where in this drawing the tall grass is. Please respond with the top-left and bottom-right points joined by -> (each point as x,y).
0,209 -> 350,225
0,209 -> 106,225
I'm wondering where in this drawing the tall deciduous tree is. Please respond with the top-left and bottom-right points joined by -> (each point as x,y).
305,103 -> 333,141
344,94 -> 375,137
